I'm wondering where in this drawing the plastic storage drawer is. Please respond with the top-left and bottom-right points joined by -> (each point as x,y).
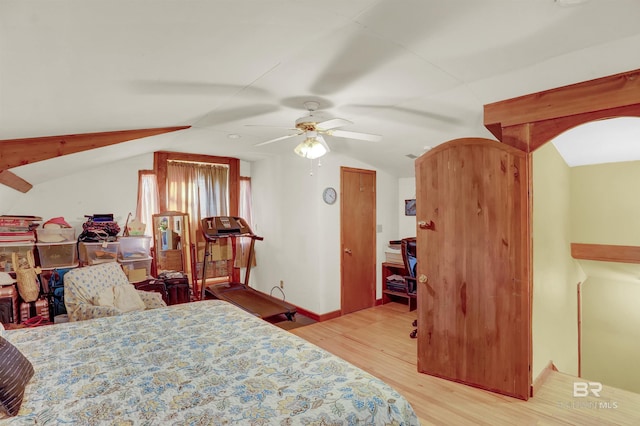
78,242 -> 119,265
118,257 -> 152,282
117,236 -> 152,260
36,242 -> 78,269
0,244 -> 34,272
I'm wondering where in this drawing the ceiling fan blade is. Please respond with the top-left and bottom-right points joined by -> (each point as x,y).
194,104 -> 280,127
316,118 -> 352,131
245,124 -> 298,131
127,80 -> 271,99
347,104 -> 462,126
254,132 -> 303,146
326,129 -> 382,142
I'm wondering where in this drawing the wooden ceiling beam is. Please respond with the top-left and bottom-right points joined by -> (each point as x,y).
0,126 -> 189,192
484,68 -> 640,149
0,126 -> 190,171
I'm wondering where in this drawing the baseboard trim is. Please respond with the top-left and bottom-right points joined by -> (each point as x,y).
294,306 -> 341,322
531,360 -> 558,397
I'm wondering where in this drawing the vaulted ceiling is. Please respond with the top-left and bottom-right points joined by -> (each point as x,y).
2,0 -> 640,187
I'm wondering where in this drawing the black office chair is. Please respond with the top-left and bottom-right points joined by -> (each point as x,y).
401,237 -> 418,338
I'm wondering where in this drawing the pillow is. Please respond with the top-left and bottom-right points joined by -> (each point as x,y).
95,286 -> 116,308
112,284 -> 146,313
94,284 -> 146,313
0,336 -> 34,417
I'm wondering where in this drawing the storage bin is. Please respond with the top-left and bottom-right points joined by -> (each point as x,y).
117,236 -> 151,260
36,227 -> 76,243
0,244 -> 34,272
36,242 -> 78,269
118,257 -> 152,282
78,241 -> 119,265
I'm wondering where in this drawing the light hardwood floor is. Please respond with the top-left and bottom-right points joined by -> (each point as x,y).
291,302 -> 640,426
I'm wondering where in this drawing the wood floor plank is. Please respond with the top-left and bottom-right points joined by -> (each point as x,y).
291,303 -> 640,425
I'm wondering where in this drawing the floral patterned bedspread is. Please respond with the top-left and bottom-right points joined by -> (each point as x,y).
4,300 -> 418,425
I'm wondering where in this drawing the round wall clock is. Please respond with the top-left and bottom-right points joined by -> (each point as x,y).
322,187 -> 337,205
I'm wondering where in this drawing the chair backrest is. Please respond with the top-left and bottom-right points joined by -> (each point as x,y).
401,237 -> 417,278
64,262 -> 130,307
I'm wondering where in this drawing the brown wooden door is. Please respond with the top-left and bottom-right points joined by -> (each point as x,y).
415,138 -> 531,400
341,167 -> 376,315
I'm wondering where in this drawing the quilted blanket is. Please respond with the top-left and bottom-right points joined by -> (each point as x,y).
3,300 -> 418,425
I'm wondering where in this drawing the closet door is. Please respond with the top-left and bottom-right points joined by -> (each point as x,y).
415,137 -> 531,400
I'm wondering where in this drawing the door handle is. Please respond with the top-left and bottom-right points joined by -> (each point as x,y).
418,220 -> 435,230
419,274 -> 428,283
344,248 -> 352,254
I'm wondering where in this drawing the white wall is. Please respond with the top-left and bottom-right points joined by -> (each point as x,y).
5,154 -> 153,233
0,186 -> 22,216
251,152 -> 399,314
398,177 -> 416,239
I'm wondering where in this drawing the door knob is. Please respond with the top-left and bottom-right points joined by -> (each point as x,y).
419,274 -> 428,283
344,248 -> 352,254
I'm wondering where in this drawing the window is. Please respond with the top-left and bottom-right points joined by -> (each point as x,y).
153,151 -> 240,282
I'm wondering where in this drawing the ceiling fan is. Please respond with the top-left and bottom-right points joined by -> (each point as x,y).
253,101 -> 382,159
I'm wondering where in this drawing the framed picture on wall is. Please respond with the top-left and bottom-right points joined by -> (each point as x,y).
405,199 -> 416,216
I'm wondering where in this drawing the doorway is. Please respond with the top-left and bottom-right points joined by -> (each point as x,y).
340,167 -> 376,315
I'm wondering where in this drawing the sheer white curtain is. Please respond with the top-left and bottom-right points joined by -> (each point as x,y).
136,171 -> 160,240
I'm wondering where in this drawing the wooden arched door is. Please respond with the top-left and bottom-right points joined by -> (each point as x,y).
415,137 -> 530,400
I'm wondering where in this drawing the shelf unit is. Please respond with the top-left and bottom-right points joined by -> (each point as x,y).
381,262 -> 416,311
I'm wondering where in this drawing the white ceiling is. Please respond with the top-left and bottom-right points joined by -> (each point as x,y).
2,0 -> 640,183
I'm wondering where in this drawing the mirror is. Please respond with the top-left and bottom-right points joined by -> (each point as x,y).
152,211 -> 191,277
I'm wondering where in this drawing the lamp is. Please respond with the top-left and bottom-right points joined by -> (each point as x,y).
294,132 -> 328,159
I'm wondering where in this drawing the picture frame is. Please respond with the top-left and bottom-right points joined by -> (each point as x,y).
405,199 -> 416,216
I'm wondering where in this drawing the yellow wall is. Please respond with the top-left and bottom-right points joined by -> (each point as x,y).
571,161 -> 640,393
571,161 -> 640,245
532,143 -> 584,380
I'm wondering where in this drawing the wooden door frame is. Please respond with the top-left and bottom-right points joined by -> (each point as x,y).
340,166 -> 376,314
483,68 -> 640,397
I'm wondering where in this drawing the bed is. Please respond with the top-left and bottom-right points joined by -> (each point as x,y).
1,300 -> 418,424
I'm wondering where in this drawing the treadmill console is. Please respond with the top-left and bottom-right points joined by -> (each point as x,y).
202,216 -> 253,240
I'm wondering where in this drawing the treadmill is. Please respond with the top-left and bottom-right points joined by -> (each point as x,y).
200,216 -> 296,321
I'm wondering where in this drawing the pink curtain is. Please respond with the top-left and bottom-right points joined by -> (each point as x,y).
167,161 -> 230,278
236,177 -> 256,268
166,161 -> 229,245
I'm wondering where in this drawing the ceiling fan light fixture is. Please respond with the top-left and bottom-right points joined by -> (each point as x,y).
294,136 -> 327,160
